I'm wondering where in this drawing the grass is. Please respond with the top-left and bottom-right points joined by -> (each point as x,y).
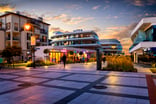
102,55 -> 137,72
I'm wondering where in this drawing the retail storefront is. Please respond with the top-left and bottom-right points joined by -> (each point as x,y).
35,46 -> 96,63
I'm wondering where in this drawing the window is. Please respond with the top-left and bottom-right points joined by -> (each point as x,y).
27,42 -> 31,49
42,36 -> 47,42
14,23 -> 18,31
27,33 -> 31,40
0,22 -> 2,29
6,22 -> 10,30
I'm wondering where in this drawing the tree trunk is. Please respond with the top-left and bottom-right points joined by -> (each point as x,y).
12,57 -> 14,68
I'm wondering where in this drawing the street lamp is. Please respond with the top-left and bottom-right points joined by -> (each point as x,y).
24,23 -> 36,68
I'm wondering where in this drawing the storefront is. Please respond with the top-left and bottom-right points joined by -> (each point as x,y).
35,46 -> 96,63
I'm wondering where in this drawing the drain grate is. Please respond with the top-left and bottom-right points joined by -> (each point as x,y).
18,82 -> 34,87
93,84 -> 107,89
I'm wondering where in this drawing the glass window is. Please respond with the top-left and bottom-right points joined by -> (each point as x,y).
6,22 -> 10,30
146,27 -> 153,41
14,23 -> 18,31
0,22 -> 2,29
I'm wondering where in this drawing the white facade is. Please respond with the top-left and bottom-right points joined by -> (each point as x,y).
0,11 -> 50,59
129,17 -> 156,63
35,46 -> 96,60
51,30 -> 100,50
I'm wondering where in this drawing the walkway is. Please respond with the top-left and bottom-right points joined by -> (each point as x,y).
0,63 -> 150,104
134,64 -> 152,74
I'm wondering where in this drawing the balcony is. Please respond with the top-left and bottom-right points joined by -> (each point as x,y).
6,37 -> 10,40
40,29 -> 48,35
13,37 -> 20,40
0,27 -> 5,31
27,19 -> 40,27
60,43 -> 101,47
51,37 -> 98,43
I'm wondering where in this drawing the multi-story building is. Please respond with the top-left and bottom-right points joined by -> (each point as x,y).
100,39 -> 122,55
0,11 -> 50,60
129,17 -> 156,63
51,29 -> 101,50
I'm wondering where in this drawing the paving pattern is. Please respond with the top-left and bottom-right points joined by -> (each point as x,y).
0,63 -> 150,104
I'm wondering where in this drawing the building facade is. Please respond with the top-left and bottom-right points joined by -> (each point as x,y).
51,29 -> 101,50
100,39 -> 122,55
129,17 -> 156,63
35,46 -> 96,63
0,11 -> 50,60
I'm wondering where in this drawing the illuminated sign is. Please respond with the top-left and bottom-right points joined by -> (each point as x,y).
31,36 -> 36,46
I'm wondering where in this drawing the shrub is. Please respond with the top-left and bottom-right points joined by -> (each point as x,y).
66,60 -> 74,64
26,60 -> 55,67
103,55 -> 137,72
88,58 -> 96,62
152,63 -> 156,68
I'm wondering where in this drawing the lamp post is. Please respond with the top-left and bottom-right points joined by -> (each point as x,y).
24,23 -> 36,68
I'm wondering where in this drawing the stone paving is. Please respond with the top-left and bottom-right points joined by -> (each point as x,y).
0,63 -> 150,104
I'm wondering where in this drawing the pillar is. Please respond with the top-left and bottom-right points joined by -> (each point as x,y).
96,48 -> 102,70
134,52 -> 138,63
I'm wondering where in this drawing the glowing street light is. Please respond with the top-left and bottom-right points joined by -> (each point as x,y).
24,24 -> 31,31
24,23 -> 36,68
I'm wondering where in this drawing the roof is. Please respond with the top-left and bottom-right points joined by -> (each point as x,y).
51,30 -> 97,38
100,39 -> 121,43
0,11 -> 50,25
130,17 -> 156,38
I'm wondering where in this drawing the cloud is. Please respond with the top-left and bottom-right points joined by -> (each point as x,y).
0,0 -> 15,13
103,5 -> 110,10
98,23 -> 137,54
92,5 -> 101,10
125,0 -> 156,6
49,27 -> 68,33
92,27 -> 101,32
64,17 -> 94,25
45,14 -> 94,25
65,4 -> 82,10
49,26 -> 69,37
53,14 -> 67,20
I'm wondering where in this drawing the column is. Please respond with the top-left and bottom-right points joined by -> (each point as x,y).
96,48 -> 102,70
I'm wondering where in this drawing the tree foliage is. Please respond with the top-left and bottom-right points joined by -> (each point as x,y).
1,46 -> 22,67
43,49 -> 50,54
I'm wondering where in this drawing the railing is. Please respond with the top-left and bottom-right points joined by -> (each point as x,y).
52,37 -> 98,43
40,29 -> 48,34
13,37 -> 20,40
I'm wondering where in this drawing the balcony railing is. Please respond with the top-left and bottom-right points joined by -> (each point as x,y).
52,37 -> 98,43
13,37 -> 20,40
6,37 -> 10,40
40,29 -> 48,34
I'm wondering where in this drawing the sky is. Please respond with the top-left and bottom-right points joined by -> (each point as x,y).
1,0 -> 156,54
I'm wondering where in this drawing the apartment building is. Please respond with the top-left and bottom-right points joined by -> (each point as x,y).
129,17 -> 156,63
0,11 -> 50,59
51,29 -> 101,50
100,39 -> 122,55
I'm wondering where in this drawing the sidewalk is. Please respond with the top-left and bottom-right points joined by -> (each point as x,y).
134,64 -> 152,74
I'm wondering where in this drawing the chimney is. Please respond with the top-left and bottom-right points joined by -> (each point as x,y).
38,17 -> 43,21
16,11 -> 20,14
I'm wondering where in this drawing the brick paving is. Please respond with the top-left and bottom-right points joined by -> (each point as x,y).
0,63 -> 150,104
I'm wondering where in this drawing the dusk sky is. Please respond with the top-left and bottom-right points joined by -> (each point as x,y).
1,0 -> 156,54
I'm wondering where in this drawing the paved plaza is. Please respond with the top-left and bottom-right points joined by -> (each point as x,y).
0,63 -> 152,104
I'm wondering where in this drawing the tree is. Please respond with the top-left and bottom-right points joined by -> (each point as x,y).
1,46 -> 22,68
11,46 -> 22,67
43,49 -> 50,63
69,51 -> 74,55
79,51 -> 83,55
1,47 -> 13,67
